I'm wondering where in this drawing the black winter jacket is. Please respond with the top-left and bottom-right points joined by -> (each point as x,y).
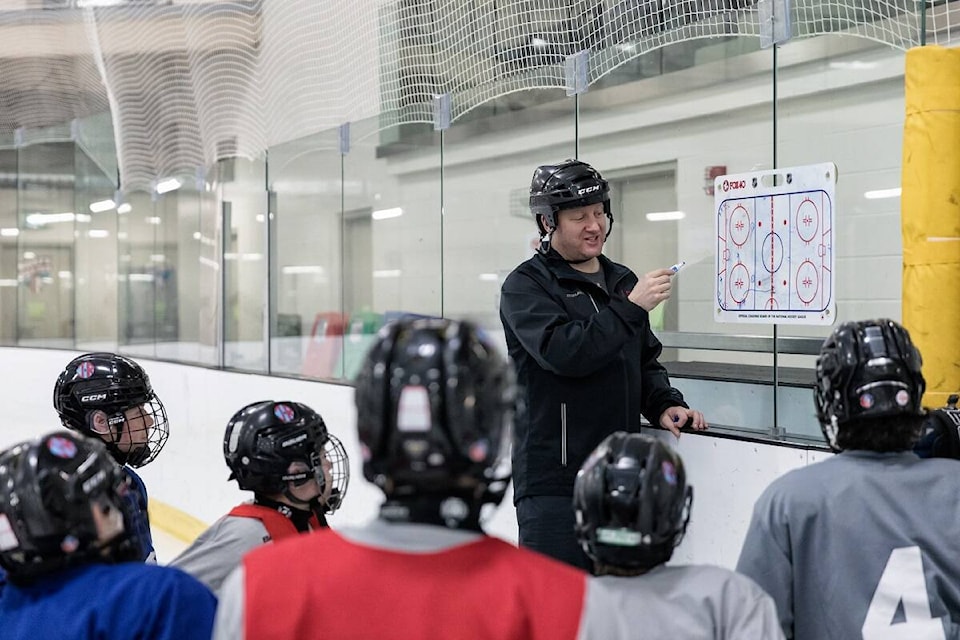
499,249 -> 687,501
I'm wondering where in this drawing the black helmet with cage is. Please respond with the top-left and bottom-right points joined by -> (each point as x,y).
223,400 -> 349,514
915,400 -> 960,460
529,159 -> 613,238
0,431 -> 141,584
573,432 -> 692,573
53,352 -> 169,468
814,319 -> 925,452
354,317 -> 516,529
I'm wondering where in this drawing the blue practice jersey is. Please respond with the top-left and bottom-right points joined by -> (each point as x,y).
737,451 -> 960,640
0,562 -> 216,640
123,466 -> 154,562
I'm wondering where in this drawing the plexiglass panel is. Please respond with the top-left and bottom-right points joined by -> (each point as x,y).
118,190 -> 160,357
339,118 -> 443,380
74,146 -> 118,352
580,43 -> 777,362
0,149 -> 17,345
221,158 -> 268,373
17,142 -> 75,348
268,130 -> 343,379
442,89 -> 576,344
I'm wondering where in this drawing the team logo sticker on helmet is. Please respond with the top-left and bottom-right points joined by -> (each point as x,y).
662,460 -> 678,485
895,390 -> 910,407
60,534 -> 80,554
274,404 -> 296,423
468,439 -> 489,463
46,436 -> 78,459
859,393 -> 875,409
77,361 -> 96,379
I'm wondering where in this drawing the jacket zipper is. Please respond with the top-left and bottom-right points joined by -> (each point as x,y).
561,402 -> 567,466
561,294 -> 598,468
586,292 -> 599,313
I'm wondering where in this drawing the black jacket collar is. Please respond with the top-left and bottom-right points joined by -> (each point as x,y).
539,248 -> 632,288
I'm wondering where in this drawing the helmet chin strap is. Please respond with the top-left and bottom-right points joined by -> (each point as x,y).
825,416 -> 841,451
280,487 -> 313,510
537,230 -> 552,255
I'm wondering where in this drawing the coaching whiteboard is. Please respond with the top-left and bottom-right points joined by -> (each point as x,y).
714,163 -> 837,325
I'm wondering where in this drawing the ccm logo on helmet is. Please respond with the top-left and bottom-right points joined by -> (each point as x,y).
577,185 -> 600,196
80,393 -> 108,403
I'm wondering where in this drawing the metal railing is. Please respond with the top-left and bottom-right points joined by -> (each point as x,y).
657,331 -> 822,355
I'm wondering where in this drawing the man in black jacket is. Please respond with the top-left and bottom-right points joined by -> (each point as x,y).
499,158 -> 707,570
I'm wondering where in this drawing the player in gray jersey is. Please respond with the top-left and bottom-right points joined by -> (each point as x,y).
574,431 -> 784,640
737,318 -> 960,640
170,400 -> 349,593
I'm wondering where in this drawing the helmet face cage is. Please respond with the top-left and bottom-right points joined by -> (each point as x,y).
814,319 -> 925,450
224,400 -> 348,511
53,353 -> 170,468
529,159 -> 614,239
574,432 -> 693,572
318,434 -> 350,513
355,318 -> 515,504
0,432 -> 139,582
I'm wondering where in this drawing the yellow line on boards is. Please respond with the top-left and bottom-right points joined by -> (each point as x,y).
148,499 -> 209,544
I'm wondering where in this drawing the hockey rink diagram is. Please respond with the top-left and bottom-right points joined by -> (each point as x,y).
716,186 -> 835,324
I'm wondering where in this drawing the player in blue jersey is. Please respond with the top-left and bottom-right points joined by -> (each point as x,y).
737,319 -> 960,639
0,431 -> 215,639
53,352 -> 169,562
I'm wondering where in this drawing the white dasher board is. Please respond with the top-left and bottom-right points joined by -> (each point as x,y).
715,163 -> 836,325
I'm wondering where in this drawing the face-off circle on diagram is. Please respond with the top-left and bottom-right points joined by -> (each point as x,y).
795,198 -> 819,243
728,205 -> 751,247
795,260 -> 820,303
728,262 -> 750,304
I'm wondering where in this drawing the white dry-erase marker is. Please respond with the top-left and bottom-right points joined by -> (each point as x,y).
669,261 -> 686,274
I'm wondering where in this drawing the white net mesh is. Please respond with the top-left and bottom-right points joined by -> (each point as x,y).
0,0 -> 954,189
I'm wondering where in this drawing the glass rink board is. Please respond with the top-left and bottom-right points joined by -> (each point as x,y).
715,162 -> 837,325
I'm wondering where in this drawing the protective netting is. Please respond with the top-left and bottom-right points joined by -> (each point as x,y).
0,0 -> 955,190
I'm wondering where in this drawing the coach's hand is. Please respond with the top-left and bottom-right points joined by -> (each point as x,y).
660,407 -> 708,438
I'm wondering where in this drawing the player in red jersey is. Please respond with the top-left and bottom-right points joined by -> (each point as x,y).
213,318 -> 601,640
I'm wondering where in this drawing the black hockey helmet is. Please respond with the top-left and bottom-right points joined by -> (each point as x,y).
53,352 -> 169,468
354,318 -> 515,508
914,395 -> 960,460
529,159 -> 613,237
814,319 -> 925,451
0,431 -> 141,583
574,432 -> 692,572
223,400 -> 349,513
